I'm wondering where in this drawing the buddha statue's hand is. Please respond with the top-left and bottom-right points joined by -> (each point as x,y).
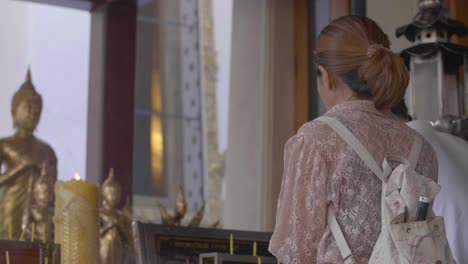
0,162 -> 39,186
15,163 -> 41,180
16,162 -> 39,173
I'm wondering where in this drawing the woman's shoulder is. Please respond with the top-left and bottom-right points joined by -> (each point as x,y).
286,118 -> 336,148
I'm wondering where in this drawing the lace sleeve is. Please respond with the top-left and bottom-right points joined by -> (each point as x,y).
269,126 -> 331,264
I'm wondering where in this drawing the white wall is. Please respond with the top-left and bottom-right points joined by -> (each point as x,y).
367,0 -> 419,52
213,0 -> 233,154
223,0 -> 294,231
29,4 -> 91,181
223,0 -> 269,231
0,1 -> 91,181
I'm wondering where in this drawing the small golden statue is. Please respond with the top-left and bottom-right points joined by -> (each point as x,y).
0,69 -> 57,239
158,185 -> 205,227
21,165 -> 54,242
158,185 -> 187,225
100,168 -> 134,264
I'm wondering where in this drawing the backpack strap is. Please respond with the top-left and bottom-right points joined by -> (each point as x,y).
409,135 -> 423,169
316,116 -> 384,181
318,116 -> 424,263
317,116 -> 378,264
328,208 -> 356,264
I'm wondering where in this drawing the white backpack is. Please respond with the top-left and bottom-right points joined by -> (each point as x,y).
317,116 -> 455,264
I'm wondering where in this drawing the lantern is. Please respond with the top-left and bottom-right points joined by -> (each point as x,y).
396,0 -> 468,137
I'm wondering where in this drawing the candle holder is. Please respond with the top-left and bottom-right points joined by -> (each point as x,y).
133,222 -> 273,264
0,240 -> 60,264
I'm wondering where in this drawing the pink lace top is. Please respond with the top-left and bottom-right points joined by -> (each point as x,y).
269,101 -> 438,264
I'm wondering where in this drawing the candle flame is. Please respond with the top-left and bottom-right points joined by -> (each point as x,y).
74,173 -> 81,181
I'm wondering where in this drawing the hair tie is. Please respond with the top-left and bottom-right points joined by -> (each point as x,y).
367,43 -> 389,58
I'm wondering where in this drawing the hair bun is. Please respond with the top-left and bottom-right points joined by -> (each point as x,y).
360,47 -> 409,110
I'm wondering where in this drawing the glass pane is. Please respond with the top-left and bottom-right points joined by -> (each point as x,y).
134,12 -> 201,119
133,0 -> 203,213
442,73 -> 459,116
410,55 -> 441,121
138,0 -> 198,25
133,114 -> 204,209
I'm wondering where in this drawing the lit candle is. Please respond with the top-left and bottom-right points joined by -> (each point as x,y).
229,233 -> 234,255
54,173 -> 99,264
253,241 -> 257,256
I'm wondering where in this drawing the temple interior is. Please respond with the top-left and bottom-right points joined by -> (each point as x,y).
0,0 -> 467,263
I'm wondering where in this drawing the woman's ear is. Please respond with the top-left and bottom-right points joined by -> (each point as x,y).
318,65 -> 333,91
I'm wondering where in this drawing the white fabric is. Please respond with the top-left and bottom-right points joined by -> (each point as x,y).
407,120 -> 468,264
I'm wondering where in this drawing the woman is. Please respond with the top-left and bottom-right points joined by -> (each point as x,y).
269,16 -> 438,263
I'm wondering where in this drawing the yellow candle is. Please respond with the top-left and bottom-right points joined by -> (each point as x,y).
277,259 -> 281,264
31,222 -> 35,241
5,251 -> 10,264
257,256 -> 262,264
43,223 -> 47,243
54,173 -> 99,264
229,233 -> 234,255
253,241 -> 257,256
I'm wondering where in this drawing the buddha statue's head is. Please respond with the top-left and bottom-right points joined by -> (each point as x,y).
34,167 -> 52,209
102,168 -> 121,209
12,69 -> 43,132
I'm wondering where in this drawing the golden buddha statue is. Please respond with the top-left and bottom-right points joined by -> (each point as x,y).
21,166 -> 54,242
0,69 -> 57,240
100,168 -> 134,264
